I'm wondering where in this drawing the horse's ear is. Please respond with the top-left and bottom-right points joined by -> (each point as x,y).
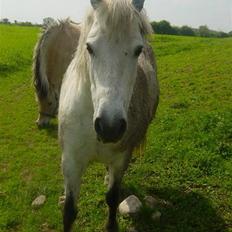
91,0 -> 102,9
132,0 -> 145,12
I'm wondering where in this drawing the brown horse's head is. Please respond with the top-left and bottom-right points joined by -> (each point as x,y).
36,90 -> 58,127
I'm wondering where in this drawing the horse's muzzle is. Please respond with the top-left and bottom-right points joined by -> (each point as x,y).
94,116 -> 127,143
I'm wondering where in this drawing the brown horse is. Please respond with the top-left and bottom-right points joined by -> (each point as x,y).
33,19 -> 81,127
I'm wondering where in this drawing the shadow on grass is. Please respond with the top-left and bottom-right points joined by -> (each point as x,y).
0,63 -> 21,77
121,185 -> 228,232
38,122 -> 58,139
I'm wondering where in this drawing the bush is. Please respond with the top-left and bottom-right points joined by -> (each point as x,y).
151,21 -> 230,38
180,26 -> 195,36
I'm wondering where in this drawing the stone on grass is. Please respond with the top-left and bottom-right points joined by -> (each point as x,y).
119,195 -> 142,215
144,195 -> 159,209
144,195 -> 173,209
32,195 -> 46,209
41,222 -> 56,232
58,195 -> 66,206
161,199 -> 173,208
152,211 -> 162,222
104,174 -> 109,186
128,227 -> 138,232
41,223 -> 49,232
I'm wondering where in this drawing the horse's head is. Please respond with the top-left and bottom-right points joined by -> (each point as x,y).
86,0 -> 148,143
36,91 -> 58,127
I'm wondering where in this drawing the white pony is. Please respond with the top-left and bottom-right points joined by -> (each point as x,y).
59,0 -> 159,231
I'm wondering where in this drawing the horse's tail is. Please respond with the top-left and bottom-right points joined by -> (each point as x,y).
33,19 -> 80,100
32,21 -> 57,99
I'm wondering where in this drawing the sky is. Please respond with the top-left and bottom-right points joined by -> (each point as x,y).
0,0 -> 231,32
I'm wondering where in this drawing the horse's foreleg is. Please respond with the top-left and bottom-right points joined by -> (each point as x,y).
62,154 -> 87,232
106,179 -> 121,232
63,190 -> 77,232
105,154 -> 131,232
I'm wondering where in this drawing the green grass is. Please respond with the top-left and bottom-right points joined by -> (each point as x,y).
0,24 -> 231,232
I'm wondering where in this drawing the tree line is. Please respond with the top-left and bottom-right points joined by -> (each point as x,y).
1,18 -> 231,38
0,18 -> 41,27
151,20 -> 232,38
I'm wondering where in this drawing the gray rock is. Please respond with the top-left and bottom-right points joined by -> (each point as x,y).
104,174 -> 109,186
32,195 -> 46,208
144,195 -> 173,208
58,195 -> 66,206
161,199 -> 173,208
41,222 -> 49,231
128,227 -> 138,232
119,195 -> 142,215
152,211 -> 162,222
144,195 -> 159,209
41,222 -> 56,232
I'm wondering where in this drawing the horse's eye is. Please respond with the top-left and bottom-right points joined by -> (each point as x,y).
86,43 -> 94,55
134,46 -> 143,57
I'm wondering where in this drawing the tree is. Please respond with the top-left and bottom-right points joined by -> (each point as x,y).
151,20 -> 178,35
198,25 -> 211,37
1,18 -> 10,24
150,20 -> 228,38
180,25 -> 195,36
157,20 -> 173,34
217,32 -> 229,38
151,21 -> 158,33
172,26 -> 180,35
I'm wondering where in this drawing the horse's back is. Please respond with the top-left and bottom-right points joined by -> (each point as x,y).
44,20 -> 81,89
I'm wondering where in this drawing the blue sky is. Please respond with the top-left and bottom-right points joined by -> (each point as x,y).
0,0 -> 231,32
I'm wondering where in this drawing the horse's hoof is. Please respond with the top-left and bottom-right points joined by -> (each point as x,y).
36,119 -> 50,128
105,222 -> 119,232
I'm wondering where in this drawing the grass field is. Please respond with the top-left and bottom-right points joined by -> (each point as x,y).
0,24 -> 231,232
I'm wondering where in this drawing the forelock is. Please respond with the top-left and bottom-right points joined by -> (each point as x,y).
75,0 -> 153,79
94,0 -> 152,38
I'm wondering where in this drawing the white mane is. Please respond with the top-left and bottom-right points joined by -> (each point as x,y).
75,0 -> 153,81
